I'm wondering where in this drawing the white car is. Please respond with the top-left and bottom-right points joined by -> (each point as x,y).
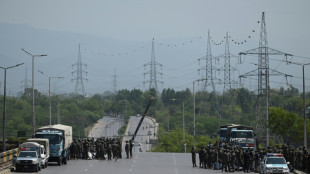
259,153 -> 290,174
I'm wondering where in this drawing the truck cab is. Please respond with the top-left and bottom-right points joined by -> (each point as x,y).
35,130 -> 64,165
35,124 -> 72,166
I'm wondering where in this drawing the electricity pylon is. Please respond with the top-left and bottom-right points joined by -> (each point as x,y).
143,38 -> 163,92
239,12 -> 292,146
72,44 -> 88,96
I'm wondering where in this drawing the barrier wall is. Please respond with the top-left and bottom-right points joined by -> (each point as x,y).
0,148 -> 18,165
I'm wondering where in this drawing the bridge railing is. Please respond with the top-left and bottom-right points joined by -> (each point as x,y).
0,148 -> 18,169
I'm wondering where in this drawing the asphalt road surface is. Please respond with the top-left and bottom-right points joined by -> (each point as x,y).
88,116 -> 125,138
11,152 -> 257,174
124,116 -> 158,152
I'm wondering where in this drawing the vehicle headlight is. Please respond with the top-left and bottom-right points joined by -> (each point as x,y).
32,160 -> 37,164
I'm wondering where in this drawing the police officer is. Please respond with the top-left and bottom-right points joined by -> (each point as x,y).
191,147 -> 197,167
222,149 -> 229,172
243,150 -> 250,173
125,141 -> 130,158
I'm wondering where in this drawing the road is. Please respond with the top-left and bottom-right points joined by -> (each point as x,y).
11,152 -> 257,174
124,116 -> 158,152
88,116 -> 125,138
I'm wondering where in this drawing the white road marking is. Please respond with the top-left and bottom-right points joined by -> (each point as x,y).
173,153 -> 179,174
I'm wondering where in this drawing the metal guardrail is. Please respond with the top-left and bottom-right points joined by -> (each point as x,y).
0,148 -> 18,170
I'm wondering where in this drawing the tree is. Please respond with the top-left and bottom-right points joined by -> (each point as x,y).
268,107 -> 302,144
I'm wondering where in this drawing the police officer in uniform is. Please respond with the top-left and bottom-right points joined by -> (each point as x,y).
125,141 -> 130,158
191,147 -> 197,167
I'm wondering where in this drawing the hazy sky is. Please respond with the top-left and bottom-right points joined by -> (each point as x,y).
1,0 -> 309,41
0,0 -> 310,95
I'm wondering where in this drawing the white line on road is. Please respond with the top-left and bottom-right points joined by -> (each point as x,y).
173,153 -> 179,174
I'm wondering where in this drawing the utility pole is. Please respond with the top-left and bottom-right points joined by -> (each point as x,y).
22,49 -> 47,135
0,63 -> 24,152
287,61 -> 310,148
38,70 -> 64,125
192,78 -> 207,147
239,12 -> 292,146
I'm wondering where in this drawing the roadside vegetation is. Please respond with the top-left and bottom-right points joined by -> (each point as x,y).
1,85 -> 309,152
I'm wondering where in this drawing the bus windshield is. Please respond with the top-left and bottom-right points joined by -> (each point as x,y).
231,131 -> 253,138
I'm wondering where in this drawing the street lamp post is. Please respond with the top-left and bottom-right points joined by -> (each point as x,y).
193,79 -> 206,148
0,63 -> 24,152
22,49 -> 47,135
38,70 -> 64,125
193,81 -> 196,147
288,61 -> 310,148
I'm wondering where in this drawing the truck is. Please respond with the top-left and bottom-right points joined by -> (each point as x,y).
218,124 -> 240,141
35,124 -> 72,166
15,142 -> 43,172
226,124 -> 256,150
27,138 -> 49,168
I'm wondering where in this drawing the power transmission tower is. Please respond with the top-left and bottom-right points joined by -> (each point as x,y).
239,12 -> 292,146
216,32 -> 239,120
217,32 -> 239,92
20,67 -> 31,93
143,38 -> 163,92
198,30 -> 216,90
198,30 -> 221,117
72,44 -> 88,96
113,68 -> 118,94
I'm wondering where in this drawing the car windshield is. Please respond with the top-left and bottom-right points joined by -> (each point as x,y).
19,151 -> 36,158
231,131 -> 253,138
266,157 -> 286,164
35,134 -> 61,144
